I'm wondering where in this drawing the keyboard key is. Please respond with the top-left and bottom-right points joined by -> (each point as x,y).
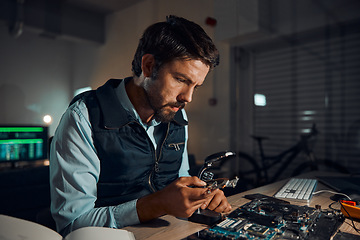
274,178 -> 317,202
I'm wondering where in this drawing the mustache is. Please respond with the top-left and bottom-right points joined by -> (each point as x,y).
164,102 -> 186,109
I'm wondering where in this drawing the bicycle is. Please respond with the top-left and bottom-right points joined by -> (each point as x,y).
236,124 -> 350,190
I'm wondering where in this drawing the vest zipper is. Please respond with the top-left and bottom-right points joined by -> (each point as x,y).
105,121 -> 171,193
148,123 -> 171,192
104,122 -> 159,192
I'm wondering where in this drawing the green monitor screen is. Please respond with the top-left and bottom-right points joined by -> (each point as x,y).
0,126 -> 48,162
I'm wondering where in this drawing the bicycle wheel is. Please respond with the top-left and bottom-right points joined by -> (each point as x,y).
237,152 -> 263,189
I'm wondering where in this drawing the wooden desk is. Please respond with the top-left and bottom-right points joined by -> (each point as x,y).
124,172 -> 360,239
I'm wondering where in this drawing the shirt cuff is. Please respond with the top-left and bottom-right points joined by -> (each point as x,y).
113,199 -> 140,228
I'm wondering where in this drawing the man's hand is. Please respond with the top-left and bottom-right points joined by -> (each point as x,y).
136,176 -> 231,223
200,188 -> 232,213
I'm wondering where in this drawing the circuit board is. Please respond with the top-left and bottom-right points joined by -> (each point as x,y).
187,197 -> 344,240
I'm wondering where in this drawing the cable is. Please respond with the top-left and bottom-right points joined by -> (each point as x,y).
328,201 -> 340,211
328,201 -> 360,234
312,189 -> 360,234
339,200 -> 360,234
312,189 -> 351,200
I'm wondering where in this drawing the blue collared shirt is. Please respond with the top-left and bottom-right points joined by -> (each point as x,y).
50,80 -> 190,236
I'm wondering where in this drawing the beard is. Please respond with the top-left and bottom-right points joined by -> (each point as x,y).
153,102 -> 185,122
143,77 -> 185,123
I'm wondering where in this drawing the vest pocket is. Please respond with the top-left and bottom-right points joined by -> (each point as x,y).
168,142 -> 185,151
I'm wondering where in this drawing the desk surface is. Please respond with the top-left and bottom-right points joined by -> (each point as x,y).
124,172 -> 360,239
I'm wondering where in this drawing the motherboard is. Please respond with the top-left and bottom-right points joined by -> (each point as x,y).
188,195 -> 344,240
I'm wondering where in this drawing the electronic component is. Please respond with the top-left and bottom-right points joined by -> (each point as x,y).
188,151 -> 238,225
187,196 -> 344,240
188,177 -> 239,225
206,177 -> 239,190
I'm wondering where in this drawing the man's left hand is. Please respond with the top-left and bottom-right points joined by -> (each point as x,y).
200,188 -> 232,213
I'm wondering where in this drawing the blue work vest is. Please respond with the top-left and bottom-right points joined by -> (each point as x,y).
71,79 -> 187,207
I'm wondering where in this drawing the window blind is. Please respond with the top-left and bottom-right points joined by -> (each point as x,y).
244,26 -> 360,178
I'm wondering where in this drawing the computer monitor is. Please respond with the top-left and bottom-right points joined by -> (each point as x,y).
0,125 -> 49,164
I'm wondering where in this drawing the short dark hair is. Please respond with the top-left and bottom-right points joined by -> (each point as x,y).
131,15 -> 219,77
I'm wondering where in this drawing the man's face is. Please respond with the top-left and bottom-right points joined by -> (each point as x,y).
143,58 -> 210,122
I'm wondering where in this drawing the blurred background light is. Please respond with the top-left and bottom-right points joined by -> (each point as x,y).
43,114 -> 52,124
254,93 -> 266,106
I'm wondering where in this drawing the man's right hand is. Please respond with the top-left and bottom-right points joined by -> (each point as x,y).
136,176 -> 217,222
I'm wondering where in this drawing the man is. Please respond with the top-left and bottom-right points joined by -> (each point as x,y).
50,15 -> 231,236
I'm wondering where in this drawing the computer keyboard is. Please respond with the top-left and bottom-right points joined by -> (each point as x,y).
274,178 -> 317,202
